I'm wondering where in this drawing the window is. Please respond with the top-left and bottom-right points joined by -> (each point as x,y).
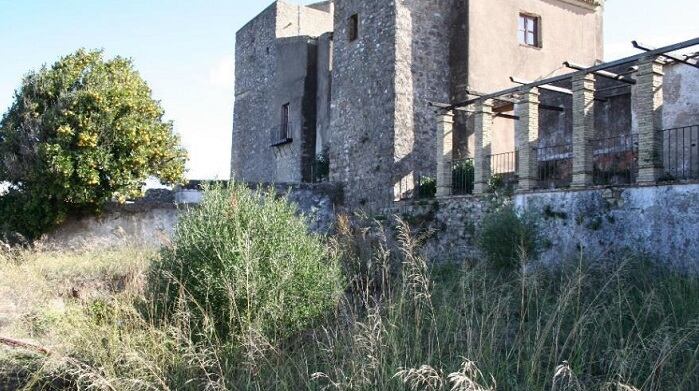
518,13 -> 540,47
348,14 -> 359,42
280,103 -> 290,140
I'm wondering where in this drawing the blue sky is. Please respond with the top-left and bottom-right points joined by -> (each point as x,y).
0,0 -> 697,179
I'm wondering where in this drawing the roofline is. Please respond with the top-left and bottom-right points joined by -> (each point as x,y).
555,0 -> 602,10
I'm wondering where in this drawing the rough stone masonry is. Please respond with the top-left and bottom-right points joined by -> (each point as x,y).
231,0 -> 605,210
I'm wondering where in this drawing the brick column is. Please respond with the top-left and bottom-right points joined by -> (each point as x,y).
436,110 -> 454,197
473,100 -> 494,195
633,56 -> 665,183
571,73 -> 596,187
516,88 -> 540,192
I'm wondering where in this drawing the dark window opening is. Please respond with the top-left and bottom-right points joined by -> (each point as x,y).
518,13 -> 541,47
272,103 -> 293,146
281,103 -> 290,139
348,14 -> 359,42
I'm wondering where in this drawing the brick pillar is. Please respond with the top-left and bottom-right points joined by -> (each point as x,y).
633,56 -> 665,183
571,73 -> 596,187
516,88 -> 540,192
474,100 -> 494,195
436,110 -> 454,197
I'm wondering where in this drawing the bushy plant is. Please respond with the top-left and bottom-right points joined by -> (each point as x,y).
0,49 -> 187,239
148,184 -> 343,343
416,176 -> 436,199
478,205 -> 538,269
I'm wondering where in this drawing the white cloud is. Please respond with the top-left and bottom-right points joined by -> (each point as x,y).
208,54 -> 235,89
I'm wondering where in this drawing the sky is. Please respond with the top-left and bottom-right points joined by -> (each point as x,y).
0,0 -> 697,180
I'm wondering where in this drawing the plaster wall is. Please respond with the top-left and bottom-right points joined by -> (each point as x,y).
663,61 -> 699,129
43,184 -> 341,249
466,0 -> 603,94
515,184 -> 699,271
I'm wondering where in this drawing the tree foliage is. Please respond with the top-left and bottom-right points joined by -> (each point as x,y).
0,49 -> 187,238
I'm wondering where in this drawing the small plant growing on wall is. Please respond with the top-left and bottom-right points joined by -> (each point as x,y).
478,205 -> 539,270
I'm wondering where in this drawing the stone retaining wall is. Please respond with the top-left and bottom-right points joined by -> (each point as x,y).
389,182 -> 699,269
43,183 -> 342,249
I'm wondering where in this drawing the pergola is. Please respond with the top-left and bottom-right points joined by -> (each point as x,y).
432,37 -> 699,197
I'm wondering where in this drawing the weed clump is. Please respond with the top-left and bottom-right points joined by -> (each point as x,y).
148,183 -> 343,344
478,204 -> 539,270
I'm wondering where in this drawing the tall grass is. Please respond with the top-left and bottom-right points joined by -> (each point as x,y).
2,216 -> 699,390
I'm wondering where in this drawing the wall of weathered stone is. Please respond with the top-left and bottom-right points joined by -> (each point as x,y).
315,32 -> 334,156
389,183 -> 699,270
329,0 -> 398,210
515,184 -> 699,271
394,0 -> 454,199
389,196 -> 491,262
232,3 -> 278,183
43,184 -> 342,249
231,1 -> 333,183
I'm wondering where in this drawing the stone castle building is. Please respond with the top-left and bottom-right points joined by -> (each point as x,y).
231,0 -> 698,210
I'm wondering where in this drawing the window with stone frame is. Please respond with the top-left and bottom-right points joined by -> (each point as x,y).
518,13 -> 541,48
348,14 -> 359,42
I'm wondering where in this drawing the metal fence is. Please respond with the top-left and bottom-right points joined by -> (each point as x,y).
452,158 -> 475,195
662,125 -> 699,181
536,143 -> 573,189
592,133 -> 638,185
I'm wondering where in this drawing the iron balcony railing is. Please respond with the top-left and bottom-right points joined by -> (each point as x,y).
270,123 -> 294,147
661,125 -> 699,181
536,143 -> 573,189
452,158 -> 475,195
592,133 -> 639,185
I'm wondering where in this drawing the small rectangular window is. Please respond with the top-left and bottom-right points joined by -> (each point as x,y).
348,14 -> 359,42
518,14 -> 540,47
280,103 -> 290,140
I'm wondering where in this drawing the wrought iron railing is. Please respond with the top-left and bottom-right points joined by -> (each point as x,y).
536,143 -> 573,189
592,133 -> 639,185
270,123 -> 294,147
661,125 -> 699,181
452,158 -> 474,195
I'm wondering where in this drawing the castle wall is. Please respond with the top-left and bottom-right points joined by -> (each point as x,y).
274,37 -> 319,183
232,1 -> 332,183
316,32 -> 334,156
393,0 -> 454,199
232,4 -> 278,182
329,0 -> 398,209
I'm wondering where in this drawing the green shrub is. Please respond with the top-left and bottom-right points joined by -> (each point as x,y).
416,176 -> 436,199
478,205 -> 538,269
148,184 -> 342,343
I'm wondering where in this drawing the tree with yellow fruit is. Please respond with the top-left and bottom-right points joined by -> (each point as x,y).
0,49 -> 187,239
